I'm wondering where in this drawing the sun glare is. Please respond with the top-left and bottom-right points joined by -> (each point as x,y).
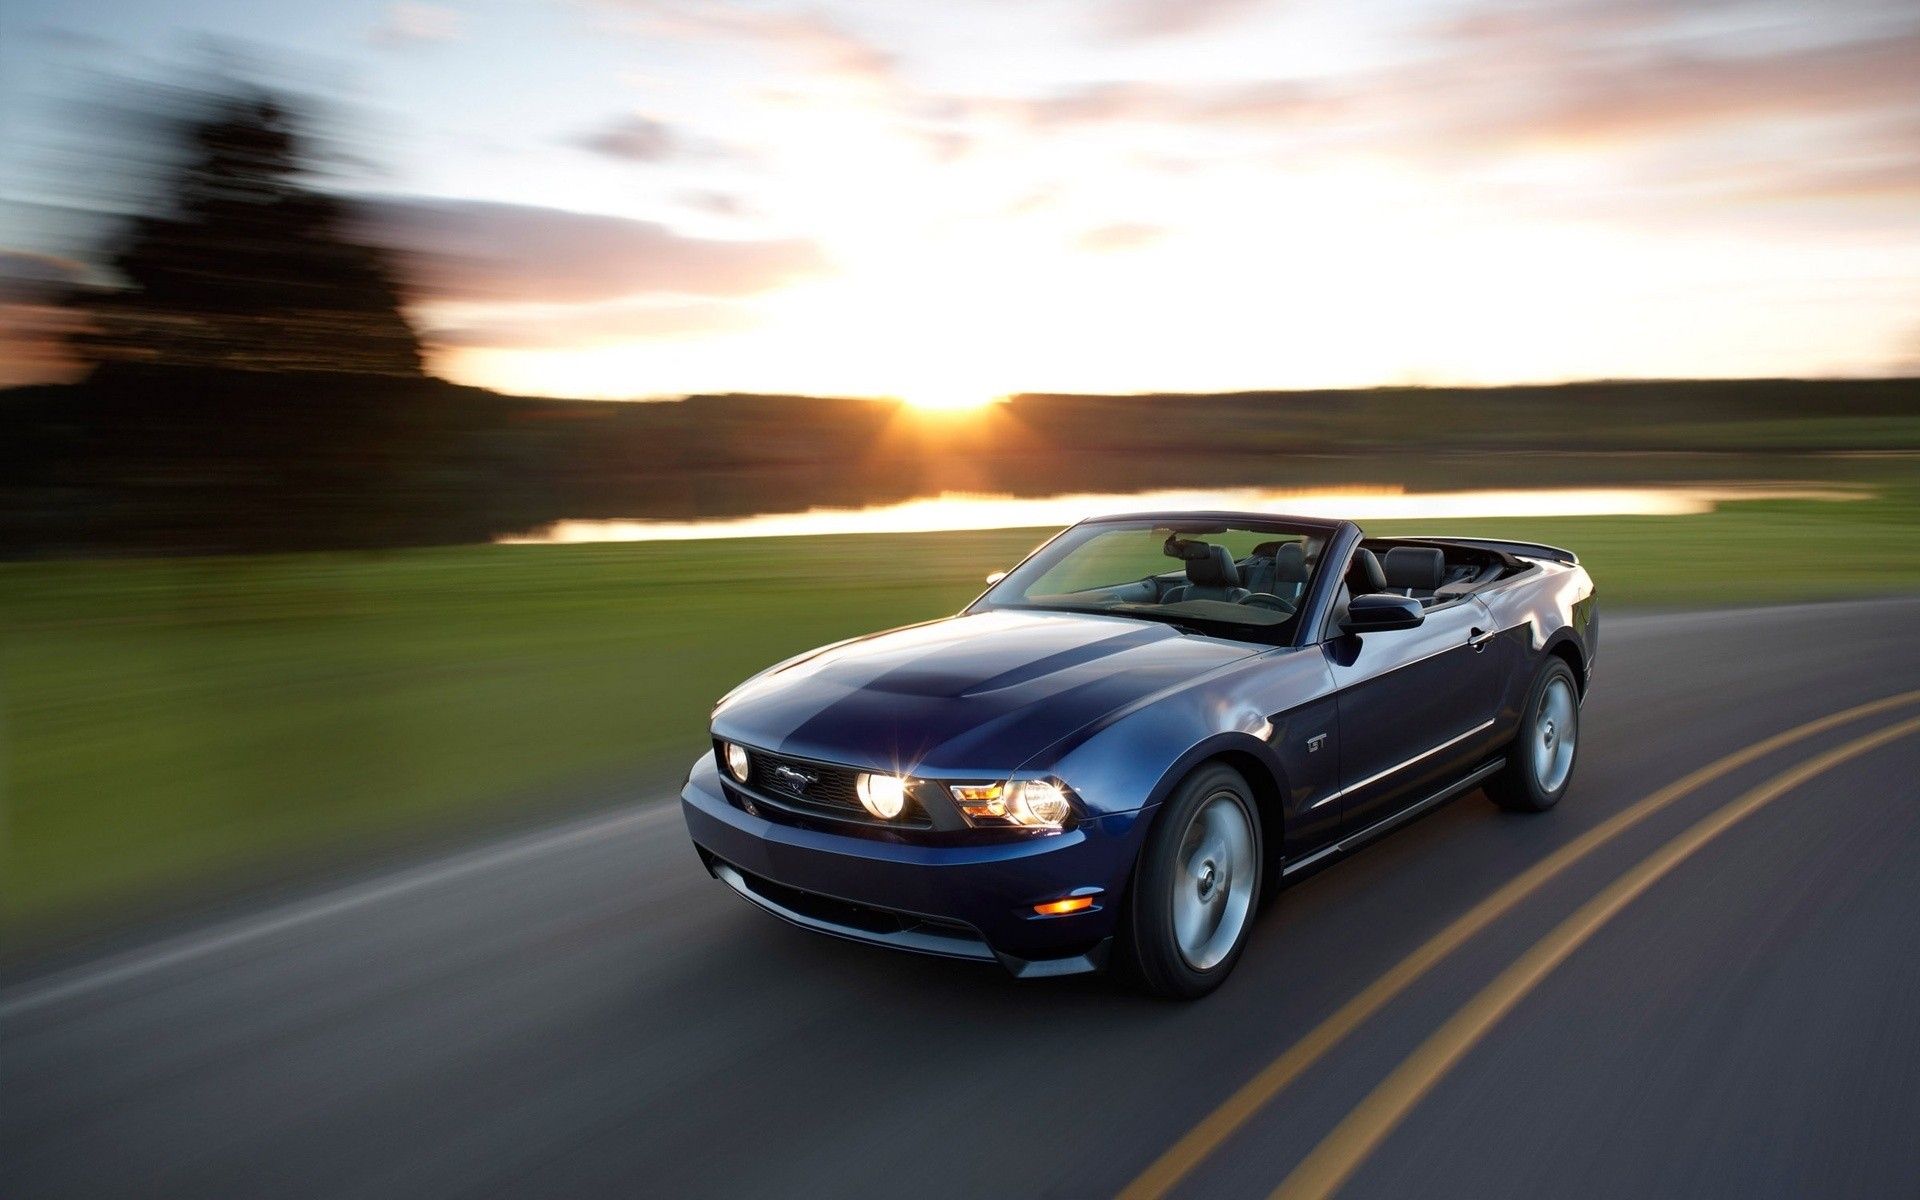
901,388 -> 1002,412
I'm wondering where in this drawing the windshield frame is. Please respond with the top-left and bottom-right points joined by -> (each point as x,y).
966,512 -> 1348,648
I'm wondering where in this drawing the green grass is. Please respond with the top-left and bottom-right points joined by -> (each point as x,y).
5,479 -> 1919,932
1368,485 -> 1920,606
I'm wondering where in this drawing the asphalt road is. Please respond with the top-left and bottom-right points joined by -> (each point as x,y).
6,598 -> 1920,1200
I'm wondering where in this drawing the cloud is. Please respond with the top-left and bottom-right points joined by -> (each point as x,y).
0,250 -> 90,386
425,298 -> 760,349
632,3 -> 898,88
1417,22 -> 1920,151
574,114 -> 754,165
1074,223 -> 1167,253
956,0 -> 1920,228
1775,152 -> 1920,203
0,250 -> 91,302
1099,0 -> 1270,40
19,25 -> 116,53
971,0 -> 1917,146
577,115 -> 680,162
748,9 -> 896,86
998,79 -> 1333,131
357,198 -> 831,304
676,190 -> 755,218
369,3 -> 463,46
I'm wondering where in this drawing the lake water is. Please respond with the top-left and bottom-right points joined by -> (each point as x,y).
497,483 -> 1863,544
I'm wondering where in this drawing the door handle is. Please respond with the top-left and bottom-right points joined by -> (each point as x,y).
1468,627 -> 1495,652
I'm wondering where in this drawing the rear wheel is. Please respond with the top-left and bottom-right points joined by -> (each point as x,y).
1486,657 -> 1580,812
1116,764 -> 1262,999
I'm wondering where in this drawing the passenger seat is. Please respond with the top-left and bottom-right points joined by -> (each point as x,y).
1382,547 -> 1445,602
1163,544 -> 1251,604
1243,541 -> 1311,604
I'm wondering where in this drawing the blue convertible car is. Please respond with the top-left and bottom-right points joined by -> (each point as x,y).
681,512 -> 1597,997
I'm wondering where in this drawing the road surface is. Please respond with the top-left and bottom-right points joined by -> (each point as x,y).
6,598 -> 1920,1199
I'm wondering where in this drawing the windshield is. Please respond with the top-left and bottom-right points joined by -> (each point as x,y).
973,519 -> 1328,642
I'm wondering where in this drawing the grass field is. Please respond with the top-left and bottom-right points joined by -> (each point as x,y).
5,475 -> 1918,934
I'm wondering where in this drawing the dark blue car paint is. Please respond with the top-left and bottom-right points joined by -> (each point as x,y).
1323,595 -> 1504,832
682,513 -> 1598,975
710,610 -> 1264,781
683,753 -> 1148,967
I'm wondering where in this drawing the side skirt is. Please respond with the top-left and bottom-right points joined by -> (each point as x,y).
1279,758 -> 1507,882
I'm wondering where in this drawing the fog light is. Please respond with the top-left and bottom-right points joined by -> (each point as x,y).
855,772 -> 908,819
723,742 -> 750,782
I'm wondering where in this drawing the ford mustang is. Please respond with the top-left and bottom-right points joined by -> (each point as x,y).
680,512 -> 1597,997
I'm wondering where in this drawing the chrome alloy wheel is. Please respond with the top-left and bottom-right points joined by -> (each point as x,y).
1533,675 -> 1578,794
1171,792 -> 1256,971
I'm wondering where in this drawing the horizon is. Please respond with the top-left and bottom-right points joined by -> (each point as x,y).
3,0 -> 1918,401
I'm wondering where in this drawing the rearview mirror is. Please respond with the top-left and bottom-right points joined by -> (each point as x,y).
985,570 -> 1008,585
1340,593 -> 1424,634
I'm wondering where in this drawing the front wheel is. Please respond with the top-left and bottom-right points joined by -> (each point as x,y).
1486,657 -> 1581,812
1116,764 -> 1262,999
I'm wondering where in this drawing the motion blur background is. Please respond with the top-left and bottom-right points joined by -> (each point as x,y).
2,0 -> 1916,950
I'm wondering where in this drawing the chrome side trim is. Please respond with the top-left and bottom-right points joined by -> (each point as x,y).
1283,758 -> 1506,877
710,861 -> 998,963
1320,717 -> 1497,805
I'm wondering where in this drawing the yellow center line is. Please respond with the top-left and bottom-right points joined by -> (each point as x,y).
1116,688 -> 1920,1200
1269,711 -> 1920,1200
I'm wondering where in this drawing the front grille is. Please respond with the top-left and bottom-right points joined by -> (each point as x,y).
720,743 -> 934,829
751,748 -> 863,812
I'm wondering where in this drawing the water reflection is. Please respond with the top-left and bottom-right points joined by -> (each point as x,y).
498,483 -> 1863,544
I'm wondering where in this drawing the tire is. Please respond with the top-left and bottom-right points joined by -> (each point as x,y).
1485,657 -> 1581,812
1116,763 -> 1263,999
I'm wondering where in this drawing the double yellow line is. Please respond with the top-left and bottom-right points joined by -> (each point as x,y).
1120,689 -> 1920,1200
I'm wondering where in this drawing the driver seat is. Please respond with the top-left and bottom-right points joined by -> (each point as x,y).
1164,544 -> 1251,604
1326,548 -> 1387,631
1244,541 -> 1309,604
1345,548 -> 1388,595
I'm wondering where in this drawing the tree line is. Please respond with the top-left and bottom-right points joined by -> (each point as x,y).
2,85 -> 1914,558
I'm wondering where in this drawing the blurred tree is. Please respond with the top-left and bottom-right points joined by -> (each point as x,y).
9,84 -> 495,554
78,93 -> 422,376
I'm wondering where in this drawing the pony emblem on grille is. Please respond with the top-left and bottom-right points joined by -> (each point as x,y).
770,763 -> 817,791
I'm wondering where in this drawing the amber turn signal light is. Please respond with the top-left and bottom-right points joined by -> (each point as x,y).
1032,896 -> 1094,916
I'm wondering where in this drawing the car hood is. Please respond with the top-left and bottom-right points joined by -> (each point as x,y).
711,609 -> 1262,773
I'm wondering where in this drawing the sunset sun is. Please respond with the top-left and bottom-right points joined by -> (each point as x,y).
901,388 -> 1003,412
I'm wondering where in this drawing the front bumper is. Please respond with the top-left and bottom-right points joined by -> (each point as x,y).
680,756 -> 1152,976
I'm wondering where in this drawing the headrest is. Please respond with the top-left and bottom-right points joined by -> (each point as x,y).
1268,541 -> 1309,583
1384,547 -> 1445,591
1345,548 -> 1387,594
1188,544 -> 1240,588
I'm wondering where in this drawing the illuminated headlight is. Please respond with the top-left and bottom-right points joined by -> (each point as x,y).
855,772 -> 908,820
949,780 -> 1074,829
722,742 -> 750,783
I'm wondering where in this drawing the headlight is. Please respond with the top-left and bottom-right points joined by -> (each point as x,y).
722,742 -> 750,783
948,780 -> 1074,829
855,772 -> 908,820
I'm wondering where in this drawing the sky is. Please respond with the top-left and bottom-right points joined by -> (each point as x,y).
2,0 -> 1917,402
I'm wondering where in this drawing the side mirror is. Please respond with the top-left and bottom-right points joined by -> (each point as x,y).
985,570 -> 1008,585
1340,593 -> 1424,634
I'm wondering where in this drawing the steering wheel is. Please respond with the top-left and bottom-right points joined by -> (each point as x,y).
1240,593 -> 1296,615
